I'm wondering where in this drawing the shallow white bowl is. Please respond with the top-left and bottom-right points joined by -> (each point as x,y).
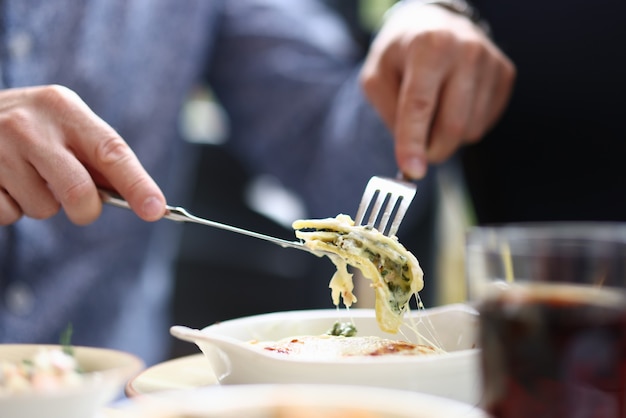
117,383 -> 488,417
0,344 -> 144,418
170,303 -> 480,405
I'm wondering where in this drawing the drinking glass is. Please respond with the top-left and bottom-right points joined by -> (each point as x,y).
466,222 -> 626,418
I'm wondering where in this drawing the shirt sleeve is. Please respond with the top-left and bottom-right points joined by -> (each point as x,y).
207,0 -> 435,226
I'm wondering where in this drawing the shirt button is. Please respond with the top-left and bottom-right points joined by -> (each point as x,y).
8,32 -> 33,60
4,282 -> 35,316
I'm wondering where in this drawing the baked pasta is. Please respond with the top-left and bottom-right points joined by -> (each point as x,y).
293,214 -> 423,333
250,334 -> 437,359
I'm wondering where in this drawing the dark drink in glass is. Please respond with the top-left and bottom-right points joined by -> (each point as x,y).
479,283 -> 626,418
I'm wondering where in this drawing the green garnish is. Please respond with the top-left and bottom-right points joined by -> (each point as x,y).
60,323 -> 74,356
326,321 -> 358,337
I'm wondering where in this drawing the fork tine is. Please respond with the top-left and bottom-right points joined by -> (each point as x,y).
354,185 -> 377,226
364,190 -> 386,228
354,175 -> 416,236
387,195 -> 411,237
377,193 -> 400,235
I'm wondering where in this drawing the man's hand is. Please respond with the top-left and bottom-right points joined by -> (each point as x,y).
0,85 -> 166,225
360,3 -> 516,179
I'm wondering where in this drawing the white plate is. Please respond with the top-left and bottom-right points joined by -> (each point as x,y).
171,303 -> 481,405
0,344 -> 143,418
117,383 -> 488,417
125,354 -> 213,397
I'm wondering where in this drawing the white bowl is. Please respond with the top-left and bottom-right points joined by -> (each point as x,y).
0,344 -> 144,418
117,383 -> 488,417
170,303 -> 481,405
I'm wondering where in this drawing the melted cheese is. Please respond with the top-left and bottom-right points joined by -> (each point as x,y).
250,335 -> 437,359
292,214 -> 424,333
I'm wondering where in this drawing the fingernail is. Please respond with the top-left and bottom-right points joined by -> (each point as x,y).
142,196 -> 164,219
404,157 -> 427,179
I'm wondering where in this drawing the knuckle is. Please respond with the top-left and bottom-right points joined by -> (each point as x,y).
33,85 -> 85,124
410,30 -> 456,52
460,40 -> 487,67
359,48 -> 394,99
406,96 -> 434,117
0,107 -> 37,145
94,134 -> 132,166
126,177 -> 154,199
59,180 -> 93,208
34,84 -> 78,105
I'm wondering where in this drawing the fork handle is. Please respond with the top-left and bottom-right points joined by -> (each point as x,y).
97,188 -> 181,222
97,188 -> 309,252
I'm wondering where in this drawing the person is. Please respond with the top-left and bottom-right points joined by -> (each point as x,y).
461,1 -> 626,225
0,0 -> 514,365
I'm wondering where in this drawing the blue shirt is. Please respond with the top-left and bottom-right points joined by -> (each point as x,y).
0,0 -> 434,365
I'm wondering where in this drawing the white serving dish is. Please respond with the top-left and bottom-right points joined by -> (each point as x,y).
170,303 -> 481,405
116,383 -> 488,417
0,344 -> 143,418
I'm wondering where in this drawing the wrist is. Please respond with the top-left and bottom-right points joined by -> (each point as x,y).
385,0 -> 491,36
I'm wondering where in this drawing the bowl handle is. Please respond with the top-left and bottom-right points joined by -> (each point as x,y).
169,325 -> 205,343
169,326 -> 231,382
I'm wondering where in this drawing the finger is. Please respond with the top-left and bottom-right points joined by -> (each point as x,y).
29,147 -> 100,225
82,124 -> 165,221
395,38 -> 453,179
464,61 -> 494,143
5,103 -> 105,225
6,173 -> 60,221
0,188 -> 22,225
360,54 -> 401,132
426,60 -> 478,163
34,85 -> 166,222
484,57 -> 516,130
466,52 -> 515,143
0,148 -> 62,221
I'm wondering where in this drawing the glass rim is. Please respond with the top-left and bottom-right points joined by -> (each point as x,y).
466,221 -> 626,243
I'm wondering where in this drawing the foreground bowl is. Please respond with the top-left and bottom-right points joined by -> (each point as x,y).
171,303 -> 480,405
117,383 -> 487,417
0,344 -> 144,418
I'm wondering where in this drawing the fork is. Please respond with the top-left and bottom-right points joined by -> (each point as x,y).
98,188 -> 312,252
353,174 -> 417,237
99,175 -> 416,254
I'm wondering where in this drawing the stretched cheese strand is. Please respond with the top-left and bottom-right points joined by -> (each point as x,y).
293,214 -> 424,333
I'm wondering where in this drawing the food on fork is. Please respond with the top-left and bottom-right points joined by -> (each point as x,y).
293,214 -> 423,333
